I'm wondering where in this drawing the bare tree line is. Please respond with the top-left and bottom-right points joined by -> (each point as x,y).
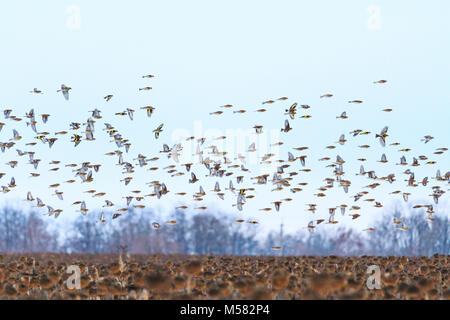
0,205 -> 448,256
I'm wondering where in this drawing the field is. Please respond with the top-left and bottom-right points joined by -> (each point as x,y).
0,253 -> 449,300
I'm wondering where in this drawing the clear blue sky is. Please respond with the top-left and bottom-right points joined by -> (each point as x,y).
0,1 -> 449,236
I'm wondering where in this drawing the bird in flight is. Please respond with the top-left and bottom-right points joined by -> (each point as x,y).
153,124 -> 164,139
57,84 -> 71,100
0,76 -> 446,242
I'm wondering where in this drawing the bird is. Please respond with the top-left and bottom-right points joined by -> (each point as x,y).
421,135 -> 434,143
41,114 -> 50,123
336,134 -> 347,145
285,103 -> 297,119
336,111 -> 348,119
30,88 -> 43,94
153,124 -> 164,139
376,126 -> 389,147
0,74 -> 447,257
281,120 -> 292,132
104,95 -> 113,102
141,106 -> 155,117
57,84 -> 71,100
71,134 -> 82,147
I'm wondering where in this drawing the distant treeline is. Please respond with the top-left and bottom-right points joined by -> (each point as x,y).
0,205 -> 448,256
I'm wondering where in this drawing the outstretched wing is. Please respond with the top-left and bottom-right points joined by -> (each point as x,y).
289,103 -> 297,112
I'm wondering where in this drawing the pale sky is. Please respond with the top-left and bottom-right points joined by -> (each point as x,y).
0,1 -> 449,237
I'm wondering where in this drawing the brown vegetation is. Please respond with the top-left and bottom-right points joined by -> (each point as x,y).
0,253 -> 448,300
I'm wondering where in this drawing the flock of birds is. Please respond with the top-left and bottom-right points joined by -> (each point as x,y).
0,253 -> 449,300
1,76 -> 449,242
